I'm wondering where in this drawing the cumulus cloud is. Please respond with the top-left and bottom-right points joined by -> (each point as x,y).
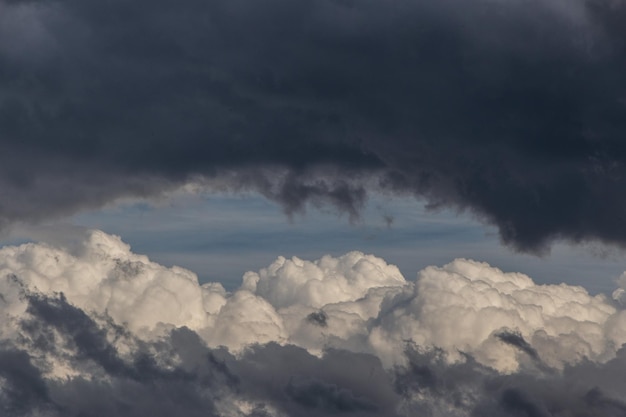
1,230 -> 626,415
369,258 -> 624,371
1,0 -> 626,251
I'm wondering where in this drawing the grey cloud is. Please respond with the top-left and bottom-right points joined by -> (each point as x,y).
495,330 -> 539,361
584,388 -> 626,415
285,377 -> 378,413
498,389 -> 551,417
396,345 -> 626,417
22,292 -> 132,379
306,311 -> 328,327
0,348 -> 55,416
5,291 -> 401,416
230,344 -> 401,417
5,236 -> 626,416
5,290 -> 626,416
12,293 -> 229,416
1,0 -> 626,251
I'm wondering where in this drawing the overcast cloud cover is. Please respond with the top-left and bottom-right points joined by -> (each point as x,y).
1,0 -> 626,251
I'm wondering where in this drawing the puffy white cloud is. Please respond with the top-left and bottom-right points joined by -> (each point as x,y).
242,252 -> 408,356
2,229 -> 626,375
0,230 -> 225,338
203,290 -> 288,350
369,259 -> 624,371
242,252 -> 406,309
3,230 -> 626,416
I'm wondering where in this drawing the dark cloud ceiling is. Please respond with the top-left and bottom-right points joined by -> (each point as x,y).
1,0 -> 626,252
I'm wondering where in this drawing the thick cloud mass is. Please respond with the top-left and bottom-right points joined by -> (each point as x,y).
2,230 -> 626,415
1,0 -> 626,250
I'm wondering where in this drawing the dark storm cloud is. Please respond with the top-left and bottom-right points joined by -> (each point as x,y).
2,0 -> 626,251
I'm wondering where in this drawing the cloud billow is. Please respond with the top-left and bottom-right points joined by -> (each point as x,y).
2,231 -> 626,415
2,0 -> 626,251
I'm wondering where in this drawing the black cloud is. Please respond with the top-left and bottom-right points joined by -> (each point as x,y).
495,330 -> 539,361
306,311 -> 328,327
2,0 -> 626,251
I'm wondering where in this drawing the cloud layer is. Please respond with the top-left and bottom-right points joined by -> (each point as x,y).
2,230 -> 626,415
2,0 -> 626,251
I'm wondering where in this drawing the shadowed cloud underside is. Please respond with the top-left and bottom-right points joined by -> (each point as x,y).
1,0 -> 626,252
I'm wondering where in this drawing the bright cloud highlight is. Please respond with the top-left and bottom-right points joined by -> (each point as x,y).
1,230 -> 626,416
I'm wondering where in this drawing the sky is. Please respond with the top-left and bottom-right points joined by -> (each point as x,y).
2,0 -> 626,416
4,192 -> 625,294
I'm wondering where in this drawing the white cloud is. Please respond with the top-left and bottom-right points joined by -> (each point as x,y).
369,258 -> 623,371
3,230 -> 626,415
1,229 -> 626,376
242,252 -> 406,309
